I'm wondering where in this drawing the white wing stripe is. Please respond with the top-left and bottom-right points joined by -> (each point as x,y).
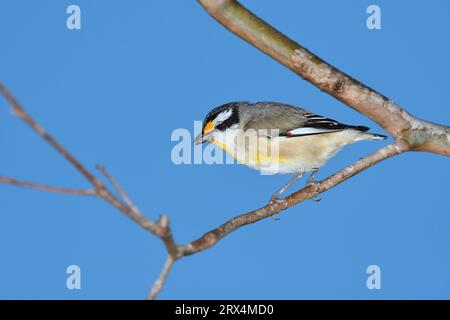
288,127 -> 339,135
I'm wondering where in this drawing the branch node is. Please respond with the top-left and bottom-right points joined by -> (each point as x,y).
154,214 -> 179,259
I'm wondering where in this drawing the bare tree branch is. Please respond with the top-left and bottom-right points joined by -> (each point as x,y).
97,164 -> 142,215
147,255 -> 176,300
155,215 -> 179,258
0,83 -> 105,188
177,140 -> 408,256
0,82 -> 177,260
0,177 -> 95,196
1,1 -> 449,299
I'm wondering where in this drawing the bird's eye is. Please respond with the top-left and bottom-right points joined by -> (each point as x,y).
203,120 -> 214,133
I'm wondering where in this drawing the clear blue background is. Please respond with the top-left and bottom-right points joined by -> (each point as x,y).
1,0 -> 449,299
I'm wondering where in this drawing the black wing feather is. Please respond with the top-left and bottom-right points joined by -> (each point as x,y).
281,113 -> 369,137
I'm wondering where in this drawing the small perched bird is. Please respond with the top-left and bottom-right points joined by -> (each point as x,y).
194,101 -> 386,203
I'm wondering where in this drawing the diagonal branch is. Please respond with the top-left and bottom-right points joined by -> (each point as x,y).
0,82 -> 177,258
147,255 -> 176,300
96,165 -> 178,257
177,140 -> 408,256
0,177 -> 96,196
0,83 -> 104,188
97,164 -> 142,215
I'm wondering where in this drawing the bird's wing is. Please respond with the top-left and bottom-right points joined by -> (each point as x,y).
285,113 -> 369,137
243,102 -> 368,138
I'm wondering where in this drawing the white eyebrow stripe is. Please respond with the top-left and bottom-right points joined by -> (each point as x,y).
215,108 -> 233,123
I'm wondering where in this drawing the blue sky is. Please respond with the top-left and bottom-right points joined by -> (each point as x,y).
1,1 -> 449,299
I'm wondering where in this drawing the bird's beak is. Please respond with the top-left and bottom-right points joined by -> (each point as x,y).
194,131 -> 213,145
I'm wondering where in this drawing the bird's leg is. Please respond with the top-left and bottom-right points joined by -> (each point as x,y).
306,168 -> 319,185
269,171 -> 304,205
306,168 -> 321,202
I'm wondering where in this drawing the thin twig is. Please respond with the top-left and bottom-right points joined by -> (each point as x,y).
0,81 -> 163,236
0,177 -> 96,196
95,164 -> 178,255
147,255 -> 176,300
97,164 -> 142,214
1,82 -> 178,297
0,82 -> 104,188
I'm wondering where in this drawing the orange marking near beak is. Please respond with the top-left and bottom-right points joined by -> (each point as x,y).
204,120 -> 214,133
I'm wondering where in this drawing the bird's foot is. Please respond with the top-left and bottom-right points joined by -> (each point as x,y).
269,197 -> 287,206
271,214 -> 281,221
306,169 -> 321,202
306,181 -> 321,202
